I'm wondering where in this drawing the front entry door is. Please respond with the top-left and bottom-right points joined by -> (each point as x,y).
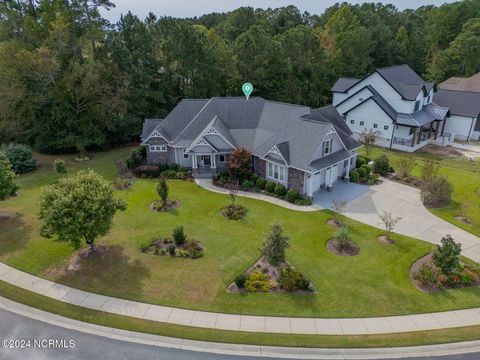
202,155 -> 211,167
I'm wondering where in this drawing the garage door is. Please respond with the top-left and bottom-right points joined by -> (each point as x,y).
312,171 -> 322,192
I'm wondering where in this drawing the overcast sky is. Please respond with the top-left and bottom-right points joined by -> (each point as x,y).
101,0 -> 456,22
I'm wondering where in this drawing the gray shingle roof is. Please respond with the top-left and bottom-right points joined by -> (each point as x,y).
332,77 -> 359,92
141,119 -> 161,141
434,89 -> 480,118
377,65 -> 432,100
309,149 -> 352,172
143,97 -> 359,173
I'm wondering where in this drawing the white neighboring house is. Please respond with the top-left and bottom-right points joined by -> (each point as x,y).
332,64 -> 449,152
434,74 -> 480,141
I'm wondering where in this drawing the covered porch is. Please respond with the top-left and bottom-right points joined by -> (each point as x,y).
391,120 -> 443,152
191,153 -> 229,178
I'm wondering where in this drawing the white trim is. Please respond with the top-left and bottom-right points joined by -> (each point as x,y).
266,160 -> 288,185
264,145 -> 288,165
142,130 -> 170,145
194,116 -> 236,150
185,137 -> 218,153
149,145 -> 168,152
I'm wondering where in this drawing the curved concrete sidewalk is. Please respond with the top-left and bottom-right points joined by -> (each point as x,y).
195,179 -> 321,212
1,261 -> 480,336
3,296 -> 480,360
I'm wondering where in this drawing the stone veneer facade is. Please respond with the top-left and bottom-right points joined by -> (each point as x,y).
145,138 -> 171,164
253,156 -> 306,194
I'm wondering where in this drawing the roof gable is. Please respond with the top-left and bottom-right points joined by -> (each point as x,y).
434,89 -> 480,118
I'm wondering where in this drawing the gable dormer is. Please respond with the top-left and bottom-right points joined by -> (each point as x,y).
311,126 -> 345,162
264,142 -> 289,165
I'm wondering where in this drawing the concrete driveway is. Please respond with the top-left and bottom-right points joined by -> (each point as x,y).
315,178 -> 480,263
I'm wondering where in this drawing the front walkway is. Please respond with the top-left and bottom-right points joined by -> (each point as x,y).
1,260 -> 480,335
195,179 -> 321,212
338,178 -> 480,262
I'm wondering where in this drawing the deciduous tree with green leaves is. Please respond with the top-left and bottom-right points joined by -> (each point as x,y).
39,170 -> 127,252
433,235 -> 462,276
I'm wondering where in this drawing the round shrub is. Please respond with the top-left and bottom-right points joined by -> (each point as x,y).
274,184 -> 286,196
256,177 -> 266,190
234,274 -> 246,288
357,167 -> 368,178
265,181 -> 275,193
374,155 -> 391,176
286,189 -> 301,203
53,159 -> 67,174
360,164 -> 371,173
250,173 -> 259,183
241,179 -> 254,190
356,156 -> 367,168
1,143 -> 37,174
349,170 -> 359,183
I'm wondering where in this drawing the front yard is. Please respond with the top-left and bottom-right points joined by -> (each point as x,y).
1,148 -> 480,318
362,146 -> 480,238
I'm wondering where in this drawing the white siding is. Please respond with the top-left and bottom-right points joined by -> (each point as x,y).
345,99 -> 395,148
336,88 -> 375,114
443,115 -> 476,140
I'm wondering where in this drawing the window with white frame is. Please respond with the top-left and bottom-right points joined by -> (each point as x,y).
150,145 -> 167,152
373,123 -> 378,128
384,125 -> 389,130
219,154 -> 226,162
267,162 -> 286,183
350,119 -> 355,124
183,149 -> 189,159
322,138 -> 333,155
360,121 -> 365,126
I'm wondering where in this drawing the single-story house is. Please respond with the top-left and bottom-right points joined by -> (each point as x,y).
141,97 -> 361,197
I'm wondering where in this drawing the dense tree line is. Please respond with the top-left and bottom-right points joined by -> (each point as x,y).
0,0 -> 479,154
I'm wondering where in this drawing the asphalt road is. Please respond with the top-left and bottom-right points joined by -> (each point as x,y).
0,307 -> 479,360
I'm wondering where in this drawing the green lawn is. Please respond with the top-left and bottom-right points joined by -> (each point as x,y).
1,148 -> 480,318
361,146 -> 480,237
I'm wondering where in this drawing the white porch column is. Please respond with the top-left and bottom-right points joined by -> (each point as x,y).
211,154 -> 216,168
192,154 -> 198,168
345,157 -> 351,181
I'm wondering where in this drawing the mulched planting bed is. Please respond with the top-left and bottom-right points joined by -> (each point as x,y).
149,200 -> 181,212
327,219 -> 342,228
410,253 -> 480,292
326,239 -> 360,256
220,204 -> 247,220
455,216 -> 472,224
139,238 -> 203,259
227,255 -> 315,294
377,235 -> 394,244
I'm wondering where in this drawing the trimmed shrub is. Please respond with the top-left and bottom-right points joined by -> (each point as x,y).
126,146 -> 145,170
265,181 -> 275,193
161,169 -> 179,179
250,173 -> 259,183
356,166 -> 368,178
374,155 -> 390,176
53,159 -> 67,174
349,170 -> 359,183
279,267 -> 310,291
134,165 -> 160,178
356,156 -> 367,168
421,176 -> 452,207
172,226 -> 186,246
286,189 -> 301,203
256,177 -> 266,190
433,235 -> 461,276
274,184 -> 286,196
294,198 -> 313,206
167,243 -> 176,256
1,143 -> 37,174
234,274 -> 246,288
241,179 -> 254,190
360,164 -> 371,172
244,271 -> 274,292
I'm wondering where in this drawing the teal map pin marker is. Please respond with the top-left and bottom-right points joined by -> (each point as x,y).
242,82 -> 253,100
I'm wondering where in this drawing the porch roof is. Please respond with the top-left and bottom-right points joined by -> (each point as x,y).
308,149 -> 351,172
396,104 -> 449,127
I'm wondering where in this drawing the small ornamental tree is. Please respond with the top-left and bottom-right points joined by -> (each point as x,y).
373,155 -> 391,176
228,148 -> 252,181
331,198 -> 347,216
157,176 -> 169,207
1,143 -> 37,174
420,159 -> 440,182
359,129 -> 380,156
172,226 -> 186,246
0,151 -> 18,200
377,210 -> 401,240
226,180 -> 239,205
39,170 -> 127,252
433,235 -> 462,276
396,156 -> 416,179
263,223 -> 290,266
421,176 -> 452,207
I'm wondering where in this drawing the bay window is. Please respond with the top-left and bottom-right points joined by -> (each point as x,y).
267,162 -> 286,183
